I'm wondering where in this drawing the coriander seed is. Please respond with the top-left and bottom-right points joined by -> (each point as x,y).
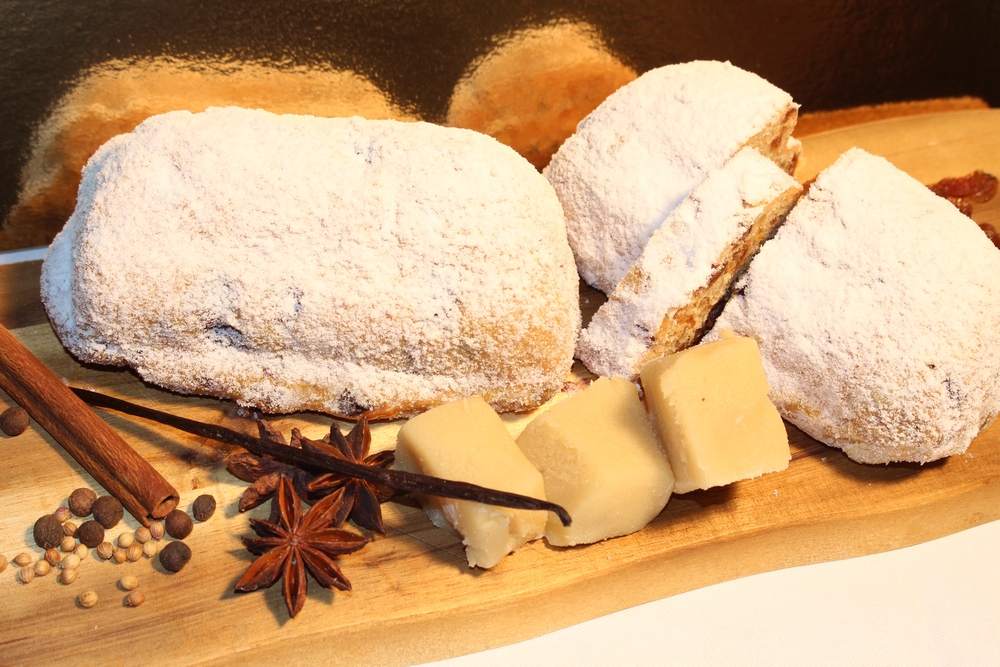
54,507 -> 72,523
0,406 -> 29,436
76,520 -> 105,548
34,560 -> 51,576
33,514 -> 64,550
96,542 -> 114,560
60,536 -> 76,552
61,554 -> 81,570
112,548 -> 127,564
192,494 -> 216,521
125,590 -> 146,607
0,554 -> 7,573
117,532 -> 134,548
142,541 -> 158,559
159,541 -> 191,573
164,509 -> 193,539
149,521 -> 165,541
119,574 -> 139,591
74,544 -> 90,560
134,526 -> 151,544
91,496 -> 123,529
126,544 -> 142,562
68,487 -> 98,517
78,591 -> 98,609
62,521 -> 77,537
13,553 -> 32,567
59,568 -> 78,585
44,547 -> 61,566
19,566 -> 34,584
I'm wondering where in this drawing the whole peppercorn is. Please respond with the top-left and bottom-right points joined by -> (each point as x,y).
96,542 -> 114,560
159,541 -> 192,573
78,591 -> 98,609
91,496 -> 123,529
54,507 -> 72,523
33,514 -> 65,550
44,548 -> 61,566
68,488 -> 98,517
125,590 -> 146,607
149,521 -> 165,541
76,520 -> 105,548
0,406 -> 29,436
192,494 -> 217,522
164,509 -> 193,540
60,536 -> 76,552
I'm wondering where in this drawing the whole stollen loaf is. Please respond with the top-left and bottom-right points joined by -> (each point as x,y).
41,107 -> 581,418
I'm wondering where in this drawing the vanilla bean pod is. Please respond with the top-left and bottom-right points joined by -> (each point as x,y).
71,387 -> 571,526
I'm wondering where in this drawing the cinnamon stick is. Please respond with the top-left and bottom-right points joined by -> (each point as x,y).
0,324 -> 178,525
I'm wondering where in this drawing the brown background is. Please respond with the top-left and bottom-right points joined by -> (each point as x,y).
1,0 -> 998,233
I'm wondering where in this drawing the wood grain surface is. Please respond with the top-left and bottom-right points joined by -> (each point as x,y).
0,110 -> 998,666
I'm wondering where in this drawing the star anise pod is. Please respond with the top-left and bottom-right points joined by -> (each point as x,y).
234,476 -> 370,618
225,420 -> 316,513
304,418 -> 395,534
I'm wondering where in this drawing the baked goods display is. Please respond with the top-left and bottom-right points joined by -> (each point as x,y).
543,60 -> 801,294
40,107 -> 581,418
577,146 -> 801,380
707,148 -> 1000,464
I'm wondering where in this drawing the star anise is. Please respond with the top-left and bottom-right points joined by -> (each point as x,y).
225,420 -> 316,513
234,476 -> 370,618
304,418 -> 395,534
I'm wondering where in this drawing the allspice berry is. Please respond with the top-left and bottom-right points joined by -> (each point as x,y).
164,509 -> 193,539
33,514 -> 64,550
192,494 -> 216,522
0,406 -> 29,436
91,496 -> 123,529
76,520 -> 105,548
78,590 -> 98,609
159,541 -> 191,573
68,488 -> 98,517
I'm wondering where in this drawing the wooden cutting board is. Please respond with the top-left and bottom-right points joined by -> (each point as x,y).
1,110 -> 998,666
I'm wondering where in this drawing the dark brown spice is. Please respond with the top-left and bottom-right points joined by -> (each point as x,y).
234,477 -> 368,618
68,487 -> 98,517
1,406 -> 29,436
92,496 -> 123,529
164,509 -> 193,539
225,420 -> 316,512
191,494 -> 216,522
75,520 -> 105,548
159,541 -> 191,573
33,514 -> 64,549
72,387 -> 572,527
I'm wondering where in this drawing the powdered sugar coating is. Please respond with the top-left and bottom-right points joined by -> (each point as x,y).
41,107 -> 580,417
708,148 -> 1000,463
544,60 -> 798,293
579,147 -> 801,379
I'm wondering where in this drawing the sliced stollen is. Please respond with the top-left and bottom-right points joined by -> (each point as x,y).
544,60 -> 800,294
706,148 -> 1000,464
41,107 -> 581,419
577,147 -> 802,380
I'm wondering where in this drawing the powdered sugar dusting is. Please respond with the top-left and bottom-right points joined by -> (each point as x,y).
579,147 -> 800,379
41,107 -> 580,417
708,148 -> 1000,463
543,60 -> 798,293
